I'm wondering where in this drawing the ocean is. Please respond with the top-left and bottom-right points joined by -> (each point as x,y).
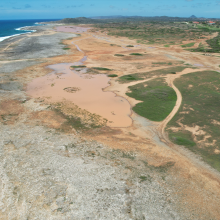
0,19 -> 60,42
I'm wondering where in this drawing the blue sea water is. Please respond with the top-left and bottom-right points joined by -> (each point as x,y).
0,19 -> 60,42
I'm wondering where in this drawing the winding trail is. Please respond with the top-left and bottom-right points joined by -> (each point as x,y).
157,68 -> 206,144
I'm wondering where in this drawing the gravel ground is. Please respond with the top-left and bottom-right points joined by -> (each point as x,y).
1,33 -> 76,60
0,60 -> 43,73
0,25 -> 76,61
0,122 -> 189,220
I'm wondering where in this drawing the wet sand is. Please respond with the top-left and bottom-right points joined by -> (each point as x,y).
26,34 -> 132,127
27,62 -> 132,127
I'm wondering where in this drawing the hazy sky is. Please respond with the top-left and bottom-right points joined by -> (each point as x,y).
0,0 -> 219,20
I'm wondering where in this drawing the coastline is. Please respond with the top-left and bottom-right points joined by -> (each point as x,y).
0,30 -> 36,43
0,19 -> 58,43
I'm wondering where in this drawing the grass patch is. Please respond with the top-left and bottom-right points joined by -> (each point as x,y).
118,66 -> 187,83
51,103 -> 107,131
139,175 -> 152,182
63,47 -> 70,50
190,33 -> 220,53
167,70 -> 220,171
53,107 -> 88,131
108,74 -> 118,77
126,78 -> 177,121
169,132 -> 196,147
97,22 -> 213,47
110,44 -> 120,47
92,67 -> 112,71
71,65 -> 86,68
114,54 -> 124,56
130,53 -> 143,56
152,62 -> 172,65
119,74 -> 144,82
181,42 -> 195,48
126,45 -> 134,47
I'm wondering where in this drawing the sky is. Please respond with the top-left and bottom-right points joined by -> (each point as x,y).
0,0 -> 219,20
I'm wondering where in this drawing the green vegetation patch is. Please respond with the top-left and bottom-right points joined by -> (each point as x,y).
126,78 -> 177,121
63,47 -> 70,50
118,66 -> 187,83
190,33 -> 220,53
119,74 -> 144,82
114,54 -> 125,56
164,45 -> 170,47
71,65 -> 86,68
97,22 -> 213,46
51,103 -> 107,131
169,132 -> 196,147
181,42 -> 195,48
130,53 -> 143,56
152,62 -> 172,65
53,107 -> 88,130
108,74 -> 118,77
139,175 -> 152,182
92,67 -> 112,71
167,71 -> 220,171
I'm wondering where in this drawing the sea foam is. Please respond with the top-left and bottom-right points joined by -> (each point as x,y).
0,29 -> 36,43
0,25 -> 37,42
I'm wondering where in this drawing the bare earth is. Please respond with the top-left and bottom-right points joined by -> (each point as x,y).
0,24 -> 220,219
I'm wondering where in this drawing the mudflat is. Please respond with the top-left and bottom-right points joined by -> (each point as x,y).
0,23 -> 220,219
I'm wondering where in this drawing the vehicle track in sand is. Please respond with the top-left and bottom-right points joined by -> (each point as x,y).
157,68 -> 206,144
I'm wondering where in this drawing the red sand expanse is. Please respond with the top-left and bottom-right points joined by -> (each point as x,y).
27,63 -> 132,128
56,26 -> 90,33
